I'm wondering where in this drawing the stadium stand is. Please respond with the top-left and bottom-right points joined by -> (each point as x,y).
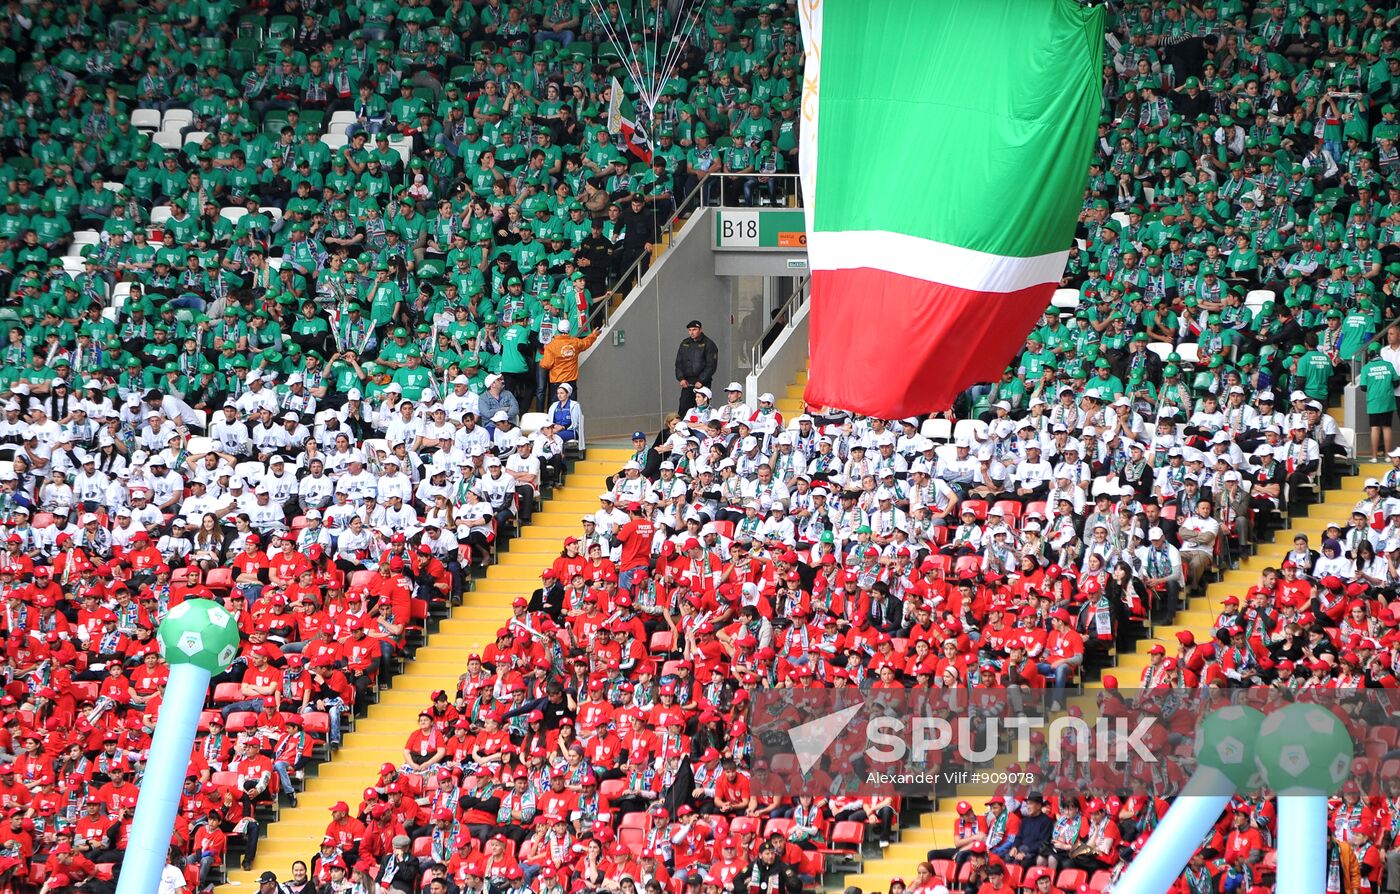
0,1 -> 1398,894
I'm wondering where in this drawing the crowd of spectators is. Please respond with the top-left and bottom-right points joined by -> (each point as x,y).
0,1 -> 1398,894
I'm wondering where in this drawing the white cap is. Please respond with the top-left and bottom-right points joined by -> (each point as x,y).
1366,478 -> 1381,487
452,375 -> 470,385
347,388 -> 362,400
286,373 -> 304,385
758,392 -> 774,403
724,381 -> 743,392
1149,526 -> 1164,540
384,382 -> 403,393
557,319 -> 571,333
305,509 -> 322,519
491,410 -> 510,422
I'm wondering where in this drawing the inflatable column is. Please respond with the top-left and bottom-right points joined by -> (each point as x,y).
117,599 -> 241,894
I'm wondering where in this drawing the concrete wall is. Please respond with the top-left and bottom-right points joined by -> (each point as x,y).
577,208 -> 732,437
747,299 -> 810,402
714,252 -> 809,277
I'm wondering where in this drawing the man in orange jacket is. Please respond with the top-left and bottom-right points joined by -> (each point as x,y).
539,318 -> 600,398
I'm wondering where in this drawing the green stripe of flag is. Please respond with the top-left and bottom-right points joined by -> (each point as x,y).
811,0 -> 1104,260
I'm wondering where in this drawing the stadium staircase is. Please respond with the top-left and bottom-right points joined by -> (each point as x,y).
222,445 -> 634,888
774,367 -> 807,420
836,407 -> 1368,892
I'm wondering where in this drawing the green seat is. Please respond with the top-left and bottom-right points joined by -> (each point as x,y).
449,64 -> 473,82
267,15 -> 297,42
417,259 -> 444,279
262,110 -> 291,136
236,14 -> 266,41
414,86 -> 436,104
229,46 -> 256,72
629,161 -> 649,176
299,109 -> 325,131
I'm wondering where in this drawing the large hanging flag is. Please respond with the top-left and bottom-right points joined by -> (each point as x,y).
799,0 -> 1103,418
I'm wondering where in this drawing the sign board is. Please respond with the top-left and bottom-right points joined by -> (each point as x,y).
715,209 -> 807,250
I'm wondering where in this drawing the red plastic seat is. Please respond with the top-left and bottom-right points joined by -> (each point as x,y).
960,499 -> 988,520
992,500 -> 1022,523
729,816 -> 760,838
954,555 -> 983,577
225,712 -> 258,732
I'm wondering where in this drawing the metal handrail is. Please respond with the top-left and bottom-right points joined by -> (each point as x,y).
750,273 -> 811,374
695,172 -> 804,208
585,173 -> 807,331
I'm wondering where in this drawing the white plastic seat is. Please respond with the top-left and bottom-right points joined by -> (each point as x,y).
952,419 -> 984,444
235,461 -> 267,484
184,436 -> 215,456
920,418 -> 952,442
1244,289 -> 1274,310
1051,288 -> 1080,311
70,230 -> 101,247
1175,342 -> 1200,364
131,109 -> 161,130
219,207 -> 248,225
153,131 -> 182,151
1337,427 -> 1355,455
1146,341 -> 1174,361
149,205 -> 174,226
162,108 -> 193,130
520,412 -> 549,436
322,133 -> 348,152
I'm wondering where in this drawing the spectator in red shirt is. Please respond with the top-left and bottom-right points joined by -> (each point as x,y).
1036,609 -> 1084,712
615,502 -> 655,593
220,646 -> 283,720
713,760 -> 754,817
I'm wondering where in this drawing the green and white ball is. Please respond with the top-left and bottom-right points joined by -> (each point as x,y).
1253,702 -> 1355,796
1194,704 -> 1266,791
158,598 -> 241,674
